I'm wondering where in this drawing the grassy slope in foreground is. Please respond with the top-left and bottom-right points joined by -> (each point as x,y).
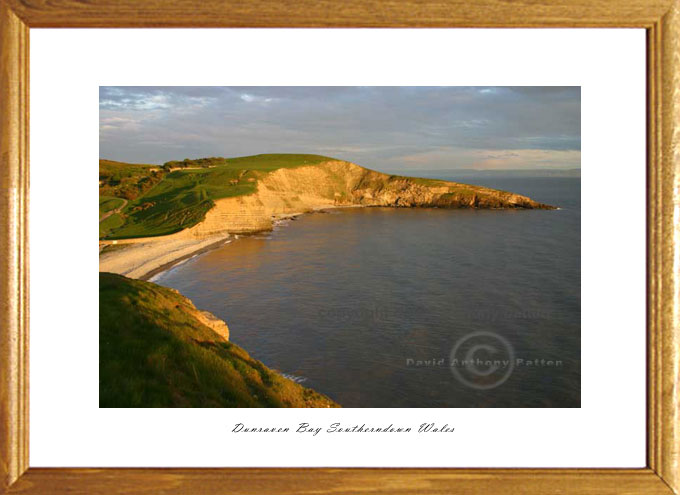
99,154 -> 555,240
99,272 -> 339,408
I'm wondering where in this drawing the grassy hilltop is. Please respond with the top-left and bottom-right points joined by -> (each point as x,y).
99,272 -> 339,408
99,154 -> 333,239
99,153 -> 554,240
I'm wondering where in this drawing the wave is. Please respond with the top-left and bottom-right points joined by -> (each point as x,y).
279,372 -> 308,384
149,239 -> 233,282
149,255 -> 199,282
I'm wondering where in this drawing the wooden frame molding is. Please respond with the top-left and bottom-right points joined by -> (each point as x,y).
1,1 -> 679,493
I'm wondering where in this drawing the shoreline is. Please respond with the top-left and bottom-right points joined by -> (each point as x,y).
99,202 -> 550,282
99,233 -> 231,280
139,235 -> 233,281
99,206 -> 365,282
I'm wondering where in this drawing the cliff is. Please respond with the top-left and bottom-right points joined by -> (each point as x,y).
181,159 -> 556,237
99,155 -> 555,240
99,272 -> 339,407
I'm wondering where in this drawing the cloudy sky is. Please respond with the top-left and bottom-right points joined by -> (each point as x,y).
100,86 -> 580,172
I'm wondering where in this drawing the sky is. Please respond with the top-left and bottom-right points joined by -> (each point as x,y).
99,86 -> 580,172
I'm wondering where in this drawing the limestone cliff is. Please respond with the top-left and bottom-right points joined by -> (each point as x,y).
187,160 -> 555,237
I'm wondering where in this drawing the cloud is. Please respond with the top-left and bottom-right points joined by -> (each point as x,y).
99,86 -> 580,171
99,87 -> 218,111
469,149 -> 581,170
391,147 -> 580,170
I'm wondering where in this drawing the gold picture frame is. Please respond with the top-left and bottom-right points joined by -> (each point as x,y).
1,1 -> 679,493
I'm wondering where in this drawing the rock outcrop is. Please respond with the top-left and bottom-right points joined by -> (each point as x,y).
195,310 -> 230,341
165,286 -> 230,341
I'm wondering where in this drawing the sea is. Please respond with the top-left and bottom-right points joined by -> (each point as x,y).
152,172 -> 580,407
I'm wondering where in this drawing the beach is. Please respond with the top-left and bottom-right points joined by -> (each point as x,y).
99,234 -> 231,280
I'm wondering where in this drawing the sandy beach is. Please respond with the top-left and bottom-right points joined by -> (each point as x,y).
99,234 -> 231,280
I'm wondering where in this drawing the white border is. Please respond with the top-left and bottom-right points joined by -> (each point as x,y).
30,29 -> 645,467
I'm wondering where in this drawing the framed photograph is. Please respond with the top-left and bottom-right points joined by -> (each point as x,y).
2,1 -> 679,493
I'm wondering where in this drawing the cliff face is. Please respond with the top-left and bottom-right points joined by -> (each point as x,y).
187,160 -> 555,236
348,163 -> 548,209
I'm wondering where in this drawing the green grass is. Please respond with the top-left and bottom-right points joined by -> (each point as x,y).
99,159 -> 164,201
388,174 -> 449,187
100,154 -> 337,239
107,167 -> 255,238
99,272 -> 339,408
222,153 -> 333,171
99,196 -> 125,217
99,213 -> 125,238
99,158 -> 158,177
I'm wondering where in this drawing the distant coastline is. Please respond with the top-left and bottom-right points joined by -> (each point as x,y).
393,168 -> 581,179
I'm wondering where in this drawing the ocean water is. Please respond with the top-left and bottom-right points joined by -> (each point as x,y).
154,174 -> 580,407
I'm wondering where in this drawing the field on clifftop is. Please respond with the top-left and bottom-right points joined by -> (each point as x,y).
99,154 -> 334,239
